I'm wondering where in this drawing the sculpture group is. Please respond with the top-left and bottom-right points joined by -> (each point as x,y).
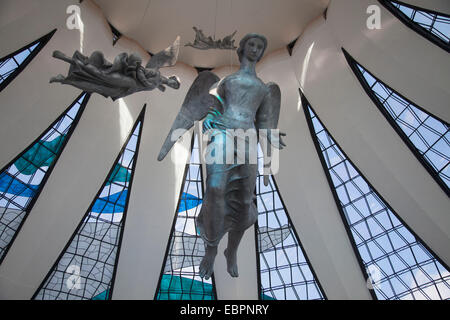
51,33 -> 286,279
50,37 -> 181,100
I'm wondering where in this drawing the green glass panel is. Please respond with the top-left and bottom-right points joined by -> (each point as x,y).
261,293 -> 276,300
107,163 -> 131,185
158,275 -> 214,300
92,289 -> 110,300
14,135 -> 66,175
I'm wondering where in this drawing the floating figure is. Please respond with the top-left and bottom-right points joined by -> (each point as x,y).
159,33 -> 286,279
185,27 -> 238,50
50,37 -> 181,100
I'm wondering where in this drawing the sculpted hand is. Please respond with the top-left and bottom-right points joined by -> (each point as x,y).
268,131 -> 287,149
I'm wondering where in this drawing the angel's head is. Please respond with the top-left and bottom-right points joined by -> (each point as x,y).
237,33 -> 267,63
128,53 -> 142,67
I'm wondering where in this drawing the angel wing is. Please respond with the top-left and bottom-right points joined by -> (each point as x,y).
146,36 -> 180,69
256,82 -> 284,185
157,71 -> 220,161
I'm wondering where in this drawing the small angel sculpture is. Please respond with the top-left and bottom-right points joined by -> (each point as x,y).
158,33 -> 286,279
50,37 -> 181,100
185,27 -> 237,50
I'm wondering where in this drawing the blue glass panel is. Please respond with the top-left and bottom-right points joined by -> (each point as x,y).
305,99 -> 450,300
380,0 -> 450,51
33,109 -> 145,300
255,147 -> 326,300
0,93 -> 88,263
156,135 -> 216,300
345,51 -> 449,194
393,1 -> 450,44
0,30 -> 56,91
178,193 -> 203,213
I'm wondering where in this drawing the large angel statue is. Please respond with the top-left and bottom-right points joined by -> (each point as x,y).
158,33 -> 286,279
49,37 -> 181,100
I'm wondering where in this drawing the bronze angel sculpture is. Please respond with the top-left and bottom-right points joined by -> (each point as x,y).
49,37 -> 181,100
158,33 -> 286,279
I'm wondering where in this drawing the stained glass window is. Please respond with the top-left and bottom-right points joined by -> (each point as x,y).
0,92 -> 90,264
109,23 -> 122,46
255,147 -> 326,300
303,92 -> 450,300
156,134 -> 216,300
379,0 -> 450,52
33,106 -> 145,300
343,50 -> 449,196
0,29 -> 56,92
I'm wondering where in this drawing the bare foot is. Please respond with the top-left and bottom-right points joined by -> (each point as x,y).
199,246 -> 217,280
52,51 -> 74,64
49,74 -> 65,83
52,50 -> 65,59
167,76 -> 180,89
224,248 -> 239,277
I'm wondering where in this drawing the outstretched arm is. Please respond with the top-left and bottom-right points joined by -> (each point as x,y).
255,82 -> 286,185
256,82 -> 286,148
